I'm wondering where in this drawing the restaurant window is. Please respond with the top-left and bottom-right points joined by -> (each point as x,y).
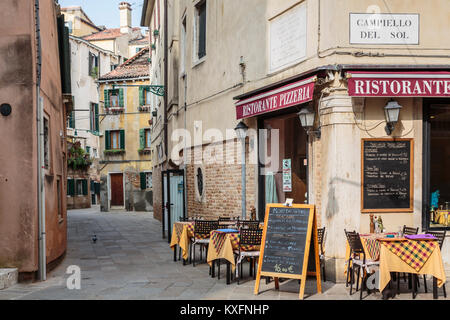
425,101 -> 450,229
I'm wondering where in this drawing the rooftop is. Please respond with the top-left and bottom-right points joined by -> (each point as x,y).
99,47 -> 150,81
83,27 -> 142,41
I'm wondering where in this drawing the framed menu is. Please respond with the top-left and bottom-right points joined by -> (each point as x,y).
361,138 -> 414,213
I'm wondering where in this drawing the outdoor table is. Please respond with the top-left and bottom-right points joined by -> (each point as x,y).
170,221 -> 194,263
207,229 -> 261,285
378,237 -> 446,299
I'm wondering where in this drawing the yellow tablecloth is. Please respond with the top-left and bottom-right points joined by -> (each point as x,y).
379,239 -> 446,292
170,222 -> 194,260
207,231 -> 241,272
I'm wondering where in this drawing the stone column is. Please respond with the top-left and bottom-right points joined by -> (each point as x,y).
317,76 -> 362,282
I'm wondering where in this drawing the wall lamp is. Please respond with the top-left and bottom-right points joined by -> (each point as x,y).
384,100 -> 402,135
298,107 -> 321,139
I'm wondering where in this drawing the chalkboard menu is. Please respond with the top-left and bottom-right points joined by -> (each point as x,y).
261,206 -> 311,275
254,203 -> 321,300
362,139 -> 413,212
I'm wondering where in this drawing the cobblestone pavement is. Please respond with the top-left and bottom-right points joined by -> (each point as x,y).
0,207 -> 448,300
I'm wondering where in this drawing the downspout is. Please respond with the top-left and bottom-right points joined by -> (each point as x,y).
164,0 -> 171,242
35,0 -> 46,281
183,74 -> 187,219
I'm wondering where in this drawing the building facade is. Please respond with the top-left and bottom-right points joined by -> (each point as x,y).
66,35 -> 120,209
0,0 -> 70,278
98,48 -> 153,213
141,0 -> 450,281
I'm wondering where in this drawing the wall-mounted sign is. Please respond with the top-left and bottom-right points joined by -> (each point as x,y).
350,13 -> 419,45
235,76 -> 316,120
282,159 -> 292,192
269,2 -> 307,73
347,71 -> 450,97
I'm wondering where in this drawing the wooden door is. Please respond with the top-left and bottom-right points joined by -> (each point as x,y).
110,173 -> 124,206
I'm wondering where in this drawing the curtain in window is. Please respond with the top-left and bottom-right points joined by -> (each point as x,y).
265,173 -> 278,204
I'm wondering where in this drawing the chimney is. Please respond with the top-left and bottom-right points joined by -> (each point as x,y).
119,2 -> 132,34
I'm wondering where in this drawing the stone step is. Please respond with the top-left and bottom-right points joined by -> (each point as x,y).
0,268 -> 18,290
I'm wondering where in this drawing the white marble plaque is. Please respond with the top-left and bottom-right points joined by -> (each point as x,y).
269,3 -> 307,73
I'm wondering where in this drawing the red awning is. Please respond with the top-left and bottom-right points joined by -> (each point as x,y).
347,71 -> 450,97
235,76 -> 316,120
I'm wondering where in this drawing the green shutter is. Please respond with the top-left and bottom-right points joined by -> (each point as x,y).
119,88 -> 124,108
82,179 -> 88,195
70,111 -> 75,128
140,172 -> 147,190
120,130 -> 125,149
139,129 -> 145,149
67,179 -> 74,196
104,90 -> 110,108
73,179 -> 78,196
90,180 -> 94,192
139,86 -> 144,106
105,130 -> 110,150
94,103 -> 99,133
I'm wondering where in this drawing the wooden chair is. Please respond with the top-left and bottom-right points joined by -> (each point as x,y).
190,220 -> 219,267
345,231 -> 379,299
237,220 -> 260,230
317,227 -> 326,282
398,225 -> 419,290
402,225 -> 419,235
344,229 -> 357,287
234,229 -> 263,284
419,230 -> 447,298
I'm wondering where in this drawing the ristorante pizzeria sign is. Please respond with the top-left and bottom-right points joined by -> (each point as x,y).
347,72 -> 450,97
235,76 -> 316,120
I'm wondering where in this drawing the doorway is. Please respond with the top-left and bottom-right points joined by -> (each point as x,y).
259,111 -> 308,216
162,170 -> 185,241
110,173 -> 124,207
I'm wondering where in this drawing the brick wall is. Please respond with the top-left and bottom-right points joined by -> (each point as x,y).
186,139 -> 257,219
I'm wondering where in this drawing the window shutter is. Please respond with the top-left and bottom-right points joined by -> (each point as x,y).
140,172 -> 146,190
94,182 -> 100,195
105,130 -> 110,150
119,88 -> 124,108
120,130 -> 125,149
82,179 -> 88,195
71,111 -> 76,128
88,52 -> 93,75
89,104 -> 93,131
73,179 -> 78,196
139,86 -> 145,106
90,180 -> 94,192
139,129 -> 145,149
94,103 -> 99,132
67,179 -> 74,196
104,90 -> 110,108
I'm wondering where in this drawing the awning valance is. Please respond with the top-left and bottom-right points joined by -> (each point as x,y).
347,71 -> 450,97
235,76 -> 316,120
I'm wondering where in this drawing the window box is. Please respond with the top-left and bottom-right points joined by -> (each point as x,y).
138,148 -> 151,155
153,29 -> 159,37
139,105 -> 151,112
151,43 -> 156,50
104,149 -> 125,156
106,107 -> 125,114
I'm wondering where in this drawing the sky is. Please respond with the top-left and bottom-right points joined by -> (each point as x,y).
59,0 -> 145,29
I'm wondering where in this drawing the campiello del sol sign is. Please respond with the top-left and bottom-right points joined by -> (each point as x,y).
350,13 -> 419,45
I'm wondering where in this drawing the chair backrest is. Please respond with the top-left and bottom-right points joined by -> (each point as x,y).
344,229 -> 364,255
403,225 -> 419,235
218,216 -> 231,221
240,229 -> 263,246
178,217 -> 190,222
194,220 -> 219,236
317,227 -> 326,253
427,230 -> 446,249
238,220 -> 260,230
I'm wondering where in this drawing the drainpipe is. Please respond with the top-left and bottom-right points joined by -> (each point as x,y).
183,74 -> 187,219
35,0 -> 46,281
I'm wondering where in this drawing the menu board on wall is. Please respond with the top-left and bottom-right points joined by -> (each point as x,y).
361,139 -> 414,213
254,204 -> 322,300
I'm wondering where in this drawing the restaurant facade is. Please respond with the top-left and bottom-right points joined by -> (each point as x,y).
141,0 -> 450,281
